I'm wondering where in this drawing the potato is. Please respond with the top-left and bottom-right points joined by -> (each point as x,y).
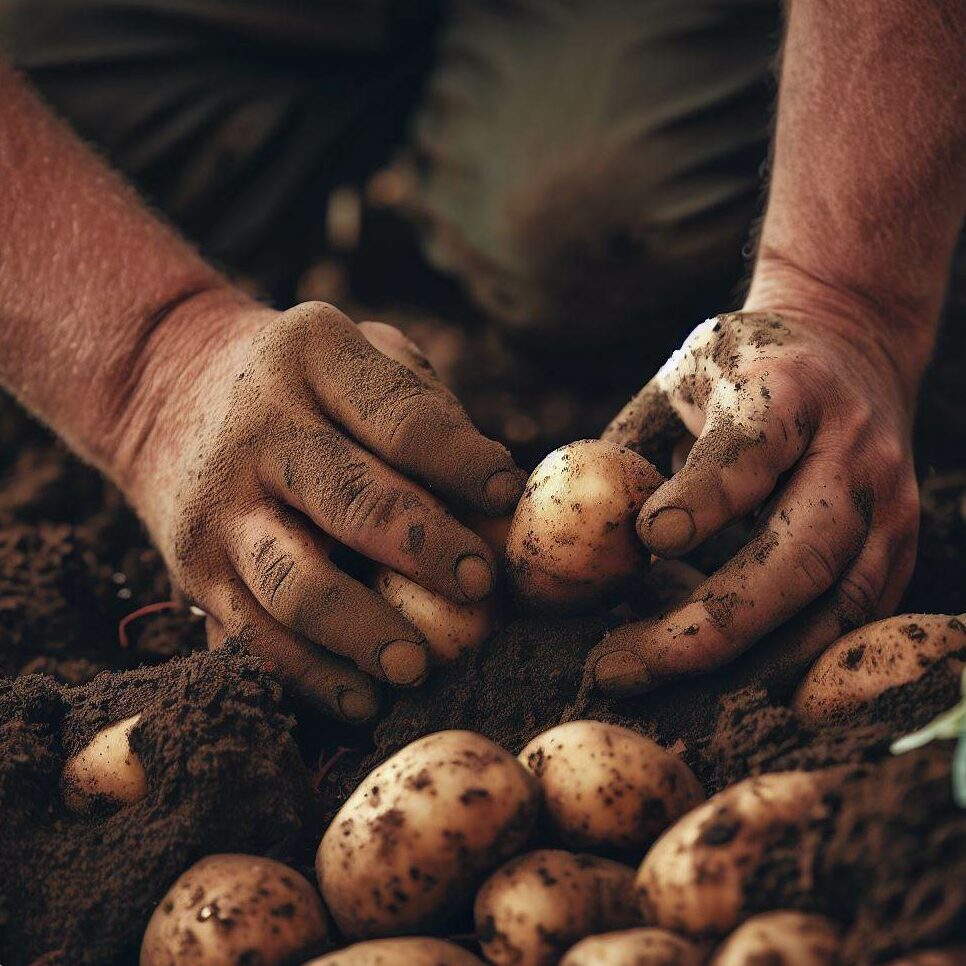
561,928 -> 703,965
373,566 -> 500,662
518,721 -> 704,853
636,769 -> 846,937
505,440 -> 664,611
63,712 -> 147,811
305,937 -> 484,965
710,911 -> 840,965
475,849 -> 641,966
794,614 -> 966,727
140,853 -> 329,966
317,730 -> 539,939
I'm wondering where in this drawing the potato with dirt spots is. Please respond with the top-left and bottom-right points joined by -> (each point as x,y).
316,730 -> 539,939
373,565 -> 501,662
474,849 -> 641,966
636,769 -> 847,938
794,613 -> 966,727
140,853 -> 329,966
561,928 -> 704,965
305,936 -> 484,965
710,911 -> 841,965
518,721 -> 704,854
63,713 -> 147,811
505,440 -> 664,611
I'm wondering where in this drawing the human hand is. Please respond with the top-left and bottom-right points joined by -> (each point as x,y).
585,306 -> 921,696
116,298 -> 524,722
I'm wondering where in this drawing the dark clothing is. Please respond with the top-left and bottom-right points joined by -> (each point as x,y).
0,0 -> 780,353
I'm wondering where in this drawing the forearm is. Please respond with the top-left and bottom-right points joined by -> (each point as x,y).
0,63 -> 253,481
746,0 -> 966,389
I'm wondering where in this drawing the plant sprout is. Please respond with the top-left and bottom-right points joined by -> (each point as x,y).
891,665 -> 966,808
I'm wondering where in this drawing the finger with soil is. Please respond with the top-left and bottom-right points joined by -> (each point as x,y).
204,579 -> 380,722
636,389 -> 810,559
227,503 -> 429,685
257,415 -> 497,604
302,305 -> 524,514
588,472 -> 868,695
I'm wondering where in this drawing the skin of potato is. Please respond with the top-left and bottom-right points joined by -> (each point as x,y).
561,927 -> 704,966
63,713 -> 147,811
710,911 -> 841,965
505,440 -> 664,611
793,613 -> 966,727
474,849 -> 641,966
304,936 -> 485,965
518,721 -> 705,854
373,566 -> 500,662
140,853 -> 329,966
636,770 -> 845,938
317,730 -> 540,939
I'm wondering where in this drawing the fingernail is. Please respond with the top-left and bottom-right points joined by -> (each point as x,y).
483,469 -> 526,514
378,639 -> 428,685
456,553 -> 493,601
643,506 -> 696,556
593,650 -> 651,695
337,688 -> 375,723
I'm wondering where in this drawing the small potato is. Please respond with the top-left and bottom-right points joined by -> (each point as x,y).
317,730 -> 539,939
637,769 -> 846,938
710,911 -> 841,965
475,849 -> 641,966
63,712 -> 147,811
561,928 -> 703,965
140,853 -> 329,966
373,566 -> 500,662
506,440 -> 664,611
305,937 -> 484,965
794,614 -> 966,727
519,721 -> 704,853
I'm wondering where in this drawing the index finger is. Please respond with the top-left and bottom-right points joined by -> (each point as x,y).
587,462 -> 869,695
302,304 -> 525,515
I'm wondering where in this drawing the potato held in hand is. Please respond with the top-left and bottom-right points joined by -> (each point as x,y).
475,849 -> 641,966
506,440 -> 664,611
794,613 -> 966,727
519,721 -> 704,853
637,769 -> 846,937
317,730 -> 539,939
63,713 -> 147,811
141,853 -> 329,966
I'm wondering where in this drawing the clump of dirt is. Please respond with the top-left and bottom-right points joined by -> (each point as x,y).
0,642 -> 319,966
815,747 -> 966,963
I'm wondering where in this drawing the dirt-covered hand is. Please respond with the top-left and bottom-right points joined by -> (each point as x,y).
119,299 -> 524,722
586,309 -> 920,695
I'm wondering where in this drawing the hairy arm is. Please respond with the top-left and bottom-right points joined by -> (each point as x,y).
589,0 -> 966,694
0,62 -> 246,479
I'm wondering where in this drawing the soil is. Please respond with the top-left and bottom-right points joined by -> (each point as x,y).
0,280 -> 964,963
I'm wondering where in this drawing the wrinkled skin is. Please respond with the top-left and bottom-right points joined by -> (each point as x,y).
587,309 -> 920,695
124,301 -> 524,722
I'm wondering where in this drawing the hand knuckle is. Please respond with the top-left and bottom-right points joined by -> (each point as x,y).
837,566 -> 882,622
794,538 -> 840,591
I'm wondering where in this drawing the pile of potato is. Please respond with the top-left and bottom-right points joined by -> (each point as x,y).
68,437 -> 960,964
